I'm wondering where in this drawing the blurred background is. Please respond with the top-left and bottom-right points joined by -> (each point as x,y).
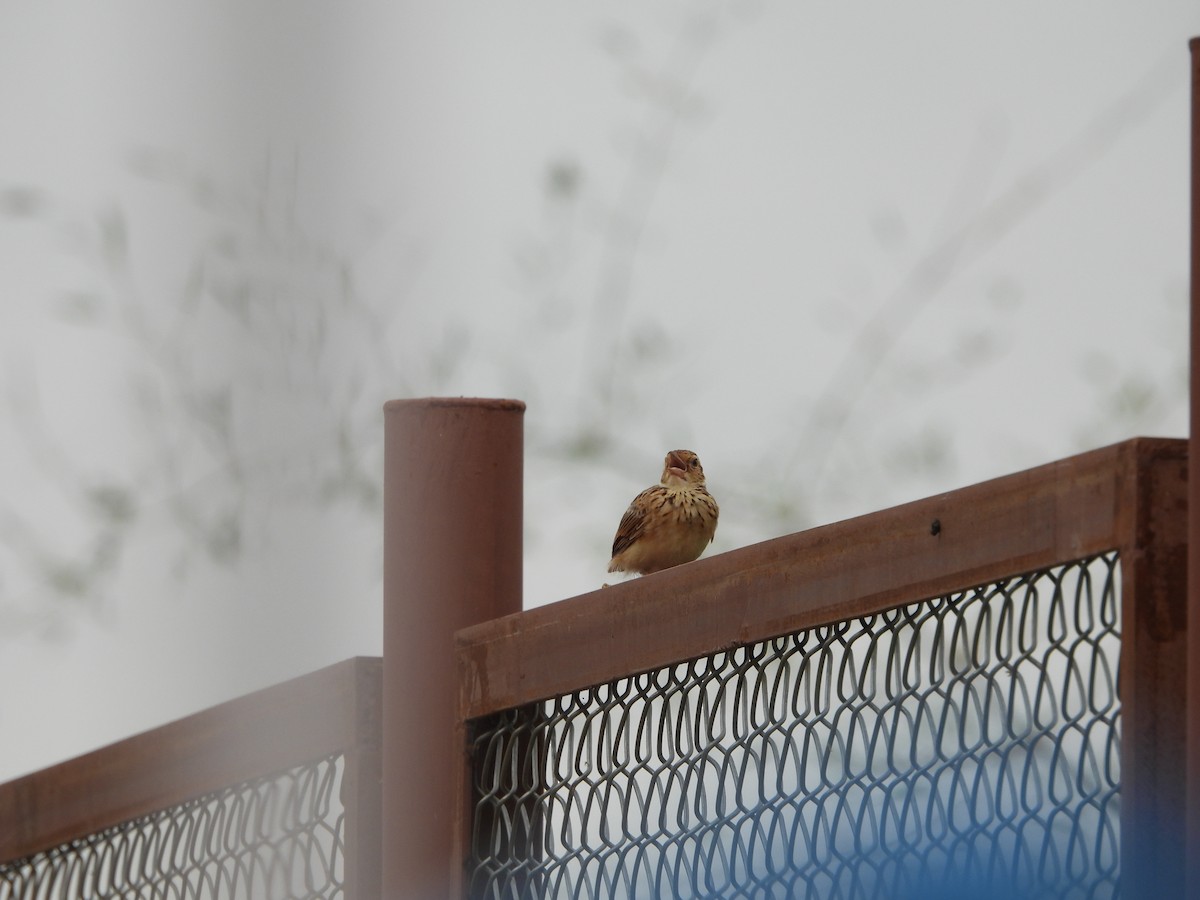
0,1 -> 1196,783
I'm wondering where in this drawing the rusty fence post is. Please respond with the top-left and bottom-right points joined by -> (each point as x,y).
383,398 -> 525,899
1121,445 -> 1188,899
1189,34 -> 1200,900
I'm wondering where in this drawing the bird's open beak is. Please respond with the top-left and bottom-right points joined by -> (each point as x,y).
666,451 -> 688,480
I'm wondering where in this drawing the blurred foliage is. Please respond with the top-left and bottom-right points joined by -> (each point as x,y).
0,2 -> 1187,631
0,186 -> 46,218
0,149 -> 405,633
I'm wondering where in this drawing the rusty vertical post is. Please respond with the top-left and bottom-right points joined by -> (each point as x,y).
383,398 -> 524,899
1120,444 -> 1188,900
1189,36 -> 1200,900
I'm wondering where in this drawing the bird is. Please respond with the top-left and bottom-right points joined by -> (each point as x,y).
608,449 -> 719,575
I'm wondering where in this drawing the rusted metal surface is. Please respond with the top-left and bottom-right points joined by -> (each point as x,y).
0,656 -> 381,870
469,554 -> 1125,897
382,398 -> 525,900
459,439 -> 1179,720
459,437 -> 1187,897
1120,441 -> 1188,898
1188,33 -> 1200,900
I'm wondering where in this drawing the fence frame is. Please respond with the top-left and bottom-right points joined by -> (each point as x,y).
456,437 -> 1188,898
0,655 -> 383,899
0,439 -> 1189,900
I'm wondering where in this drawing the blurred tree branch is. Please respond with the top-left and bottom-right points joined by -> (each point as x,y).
0,150 -> 411,632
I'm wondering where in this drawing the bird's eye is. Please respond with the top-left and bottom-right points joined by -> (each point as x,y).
690,458 -> 700,467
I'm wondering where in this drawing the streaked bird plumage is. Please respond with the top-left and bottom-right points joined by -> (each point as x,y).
608,449 -> 719,575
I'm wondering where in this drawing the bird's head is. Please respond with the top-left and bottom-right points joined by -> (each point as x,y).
660,449 -> 706,488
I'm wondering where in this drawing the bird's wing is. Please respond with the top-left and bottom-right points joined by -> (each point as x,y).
611,490 -> 653,558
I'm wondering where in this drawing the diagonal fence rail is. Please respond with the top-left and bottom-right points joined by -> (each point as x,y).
457,438 -> 1187,900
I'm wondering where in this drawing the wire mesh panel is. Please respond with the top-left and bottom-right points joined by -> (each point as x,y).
468,553 -> 1122,900
0,754 -> 345,900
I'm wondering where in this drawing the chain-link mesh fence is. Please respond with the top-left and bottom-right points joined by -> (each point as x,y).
469,552 -> 1122,900
0,754 -> 345,900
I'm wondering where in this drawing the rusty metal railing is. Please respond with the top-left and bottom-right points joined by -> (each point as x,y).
457,438 -> 1187,899
0,409 -> 1189,900
0,657 -> 381,900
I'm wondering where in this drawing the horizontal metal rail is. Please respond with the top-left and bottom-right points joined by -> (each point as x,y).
0,655 -> 382,881
458,438 -> 1182,719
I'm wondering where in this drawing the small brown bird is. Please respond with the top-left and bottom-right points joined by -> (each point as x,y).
608,449 -> 719,575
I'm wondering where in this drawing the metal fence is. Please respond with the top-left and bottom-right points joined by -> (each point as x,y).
0,437 -> 1188,900
0,658 -> 381,900
457,438 -> 1188,900
468,554 -> 1122,899
0,755 -> 345,900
